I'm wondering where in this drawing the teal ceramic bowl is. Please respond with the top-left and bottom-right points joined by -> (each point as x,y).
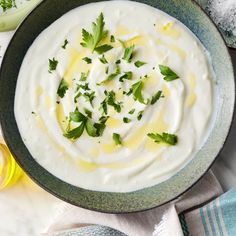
0,0 -> 234,213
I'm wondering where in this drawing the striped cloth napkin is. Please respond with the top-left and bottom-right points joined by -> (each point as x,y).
43,171 -> 236,236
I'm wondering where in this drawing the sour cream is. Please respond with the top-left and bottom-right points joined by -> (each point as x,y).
14,1 -> 214,192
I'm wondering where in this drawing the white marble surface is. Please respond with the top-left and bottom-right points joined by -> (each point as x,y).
0,30 -> 236,236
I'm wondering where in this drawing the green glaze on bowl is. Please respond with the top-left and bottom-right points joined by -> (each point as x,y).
0,0 -> 234,213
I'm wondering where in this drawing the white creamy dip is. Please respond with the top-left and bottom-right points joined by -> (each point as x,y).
14,1 -> 214,192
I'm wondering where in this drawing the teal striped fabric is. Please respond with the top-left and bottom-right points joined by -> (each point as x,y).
182,188 -> 236,236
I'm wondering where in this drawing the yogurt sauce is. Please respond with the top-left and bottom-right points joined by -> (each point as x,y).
14,1 -> 214,192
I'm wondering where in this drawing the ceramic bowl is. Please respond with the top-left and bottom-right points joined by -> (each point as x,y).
0,0 -> 234,213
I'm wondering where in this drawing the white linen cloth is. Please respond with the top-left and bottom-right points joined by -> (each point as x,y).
43,171 -> 222,236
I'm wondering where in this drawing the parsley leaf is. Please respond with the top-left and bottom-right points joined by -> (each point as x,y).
147,132 -> 178,145
159,65 -> 179,81
150,91 -> 163,105
74,92 -> 82,103
94,44 -> 113,54
123,117 -> 131,123
123,45 -> 135,62
0,0 -> 16,12
110,35 -> 115,42
80,71 -> 90,81
128,109 -> 135,115
62,39 -> 69,49
134,60 -> 146,68
137,110 -> 144,121
80,13 -> 113,53
82,57 -> 92,64
57,79 -> 69,98
99,54 -> 108,64
84,108 -> 92,118
69,107 -> 87,122
83,91 -> 95,107
119,71 -> 133,82
100,90 -> 122,114
100,66 -> 120,84
132,80 -> 145,104
85,119 -> 97,137
48,57 -> 58,73
63,123 -> 85,140
113,133 -> 122,145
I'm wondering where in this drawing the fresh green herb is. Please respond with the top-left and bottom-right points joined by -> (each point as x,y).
74,92 -> 82,103
150,91 -> 163,105
64,123 -> 85,139
123,117 -> 131,123
159,65 -> 179,82
99,54 -> 108,64
83,91 -> 95,107
85,119 -> 97,137
69,107 -> 87,122
62,39 -> 69,49
95,44 -> 113,54
110,35 -> 115,43
84,108 -> 92,118
118,39 -> 126,48
100,90 -> 122,114
80,13 -> 113,54
78,82 -> 90,91
113,133 -> 122,145
48,57 -> 58,73
80,71 -> 90,81
134,60 -> 146,68
65,108 -> 106,139
100,66 -> 120,84
115,59 -> 121,64
57,79 -> 69,98
82,57 -> 92,64
123,45 -> 135,62
137,110 -> 144,121
0,0 -> 16,12
147,132 -> 178,145
132,80 -> 145,104
105,66 -> 109,74
119,71 -> 133,82
128,109 -> 135,115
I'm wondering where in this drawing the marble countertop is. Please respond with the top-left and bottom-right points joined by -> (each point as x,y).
0,31 -> 236,236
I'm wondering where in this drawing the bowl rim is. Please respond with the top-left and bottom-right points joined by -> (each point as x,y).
0,0 -> 235,213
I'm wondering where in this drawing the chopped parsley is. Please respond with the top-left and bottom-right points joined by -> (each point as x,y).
0,0 -> 16,12
77,82 -> 91,91
119,71 -> 133,82
113,133 -> 122,145
82,57 -> 92,64
100,66 -> 120,84
134,61 -> 146,68
48,57 -> 58,73
137,110 -> 144,121
115,59 -> 121,64
64,108 -> 108,140
159,65 -> 179,82
84,108 -> 92,118
83,91 -> 95,107
80,13 -> 113,54
150,91 -> 163,105
147,132 -> 178,145
62,39 -> 69,49
80,71 -> 90,81
123,117 -> 131,123
100,90 -> 122,114
131,80 -> 145,104
99,54 -> 108,64
110,35 -> 115,43
57,79 -> 69,98
128,109 -> 135,115
123,45 -> 135,63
